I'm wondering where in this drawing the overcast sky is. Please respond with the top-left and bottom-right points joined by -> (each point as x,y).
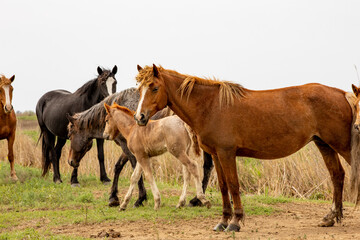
1,0 -> 360,112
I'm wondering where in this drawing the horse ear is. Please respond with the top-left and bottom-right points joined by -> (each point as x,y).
97,66 -> 103,75
104,103 -> 111,114
137,65 -> 143,72
112,65 -> 118,75
352,84 -> 360,97
66,113 -> 75,124
153,64 -> 159,78
9,75 -> 15,82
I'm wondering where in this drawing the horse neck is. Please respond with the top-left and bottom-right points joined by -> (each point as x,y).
75,79 -> 103,107
113,110 -> 136,140
162,73 -> 217,132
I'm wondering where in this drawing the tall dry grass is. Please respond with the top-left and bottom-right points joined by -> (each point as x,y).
0,117 -> 353,202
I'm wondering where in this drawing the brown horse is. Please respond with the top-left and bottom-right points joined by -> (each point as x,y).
134,64 -> 360,232
103,103 -> 210,210
0,74 -> 17,180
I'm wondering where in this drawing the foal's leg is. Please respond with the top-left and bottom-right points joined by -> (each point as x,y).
212,154 -> 232,231
189,151 -> 214,206
96,138 -> 111,184
115,138 -> 147,207
176,152 -> 211,208
7,133 -> 17,181
119,163 -> 143,210
137,156 -> 161,210
177,165 -> 191,208
314,139 -> 345,227
53,137 -> 66,183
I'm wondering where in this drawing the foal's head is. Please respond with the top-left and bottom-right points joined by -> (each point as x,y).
134,64 -> 168,126
66,114 -> 93,168
96,65 -> 118,97
0,75 -> 15,114
103,103 -> 121,140
352,84 -> 360,131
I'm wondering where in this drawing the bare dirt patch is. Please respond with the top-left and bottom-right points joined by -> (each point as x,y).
49,201 -> 360,240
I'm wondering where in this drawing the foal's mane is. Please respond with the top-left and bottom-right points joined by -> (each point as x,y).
136,66 -> 246,106
112,104 -> 135,117
70,88 -> 137,131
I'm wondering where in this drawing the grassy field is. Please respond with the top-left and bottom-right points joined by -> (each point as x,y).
0,113 -> 357,239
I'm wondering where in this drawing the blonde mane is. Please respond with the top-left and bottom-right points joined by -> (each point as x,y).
136,66 -> 246,106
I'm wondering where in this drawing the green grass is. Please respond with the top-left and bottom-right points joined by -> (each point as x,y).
21,129 -> 39,143
16,114 -> 37,121
0,162 -> 297,239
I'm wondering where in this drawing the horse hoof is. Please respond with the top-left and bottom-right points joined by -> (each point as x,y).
213,223 -> 228,232
71,183 -> 80,187
189,197 -> 203,207
318,219 -> 335,227
11,175 -> 18,181
224,224 -> 240,232
119,207 -> 126,211
109,198 -> 120,207
55,179 -> 62,184
133,201 -> 144,208
203,200 -> 212,209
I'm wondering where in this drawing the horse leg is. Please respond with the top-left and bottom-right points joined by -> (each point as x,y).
119,163 -> 143,211
314,139 -> 345,227
137,156 -> 161,210
177,165 -> 191,208
52,137 -> 66,183
115,138 -> 147,207
70,168 -> 80,186
175,151 -> 211,208
189,151 -> 213,206
7,133 -> 17,181
212,154 -> 232,231
96,138 -> 111,184
127,154 -> 147,207
109,152 -> 128,207
218,149 -> 243,232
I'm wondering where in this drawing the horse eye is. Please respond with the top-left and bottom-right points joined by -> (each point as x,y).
152,87 -> 158,93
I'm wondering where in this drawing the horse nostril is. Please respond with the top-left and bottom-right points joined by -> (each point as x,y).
140,113 -> 145,121
355,125 -> 360,131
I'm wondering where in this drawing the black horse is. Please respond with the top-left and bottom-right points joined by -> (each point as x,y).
66,88 -> 214,207
36,65 -> 118,183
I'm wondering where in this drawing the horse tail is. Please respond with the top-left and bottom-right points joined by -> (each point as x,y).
345,92 -> 360,205
36,99 -> 52,177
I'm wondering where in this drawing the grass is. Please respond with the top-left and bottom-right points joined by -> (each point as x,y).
0,162 -> 295,239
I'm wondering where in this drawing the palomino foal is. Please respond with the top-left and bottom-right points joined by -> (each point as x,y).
103,103 -> 210,210
0,74 -> 17,180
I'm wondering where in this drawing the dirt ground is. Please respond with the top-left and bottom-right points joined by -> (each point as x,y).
49,201 -> 360,240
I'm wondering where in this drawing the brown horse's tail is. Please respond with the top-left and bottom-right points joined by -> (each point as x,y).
346,92 -> 360,205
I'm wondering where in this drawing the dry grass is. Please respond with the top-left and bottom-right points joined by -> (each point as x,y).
0,117 -> 353,202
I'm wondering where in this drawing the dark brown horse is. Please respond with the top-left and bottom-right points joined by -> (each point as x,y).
134,64 -> 360,232
0,74 -> 17,180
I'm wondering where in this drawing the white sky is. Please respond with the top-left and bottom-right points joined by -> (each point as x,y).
1,0 -> 360,112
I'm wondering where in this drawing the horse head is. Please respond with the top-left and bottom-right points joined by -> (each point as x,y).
103,103 -> 121,140
66,113 -> 93,168
0,75 -> 15,114
97,65 -> 118,98
134,64 -> 168,126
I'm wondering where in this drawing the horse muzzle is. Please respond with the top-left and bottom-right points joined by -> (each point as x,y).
134,113 -> 149,126
68,158 -> 79,168
3,104 -> 13,114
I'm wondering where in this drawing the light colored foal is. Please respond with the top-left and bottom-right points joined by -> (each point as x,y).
104,103 -> 211,210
